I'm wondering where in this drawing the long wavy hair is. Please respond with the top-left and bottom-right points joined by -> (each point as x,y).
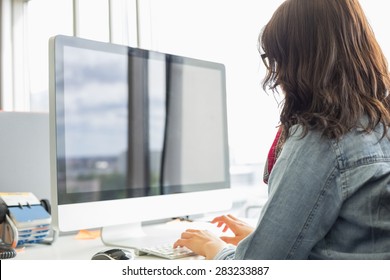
260,0 -> 390,140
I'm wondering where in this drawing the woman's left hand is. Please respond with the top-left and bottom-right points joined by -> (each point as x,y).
173,229 -> 227,260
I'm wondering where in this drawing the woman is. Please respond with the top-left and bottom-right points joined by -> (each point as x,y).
174,0 -> 390,259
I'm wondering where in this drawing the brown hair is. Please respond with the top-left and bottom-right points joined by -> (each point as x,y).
260,0 -> 390,139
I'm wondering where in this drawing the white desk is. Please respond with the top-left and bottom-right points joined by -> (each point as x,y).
11,196 -> 262,260
13,220 -> 223,260
15,233 -> 117,260
14,234 -> 203,260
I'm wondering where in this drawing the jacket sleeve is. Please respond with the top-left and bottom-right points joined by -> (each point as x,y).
214,245 -> 236,260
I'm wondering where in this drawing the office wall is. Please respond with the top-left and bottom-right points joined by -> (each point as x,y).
0,112 -> 50,200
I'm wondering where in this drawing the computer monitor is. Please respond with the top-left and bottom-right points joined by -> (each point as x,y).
49,35 -> 231,245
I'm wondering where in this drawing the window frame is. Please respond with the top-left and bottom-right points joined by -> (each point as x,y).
1,0 -> 30,111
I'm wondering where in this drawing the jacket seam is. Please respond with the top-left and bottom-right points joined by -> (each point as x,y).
286,166 -> 338,259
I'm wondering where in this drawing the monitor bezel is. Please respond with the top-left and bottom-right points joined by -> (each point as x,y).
49,35 -> 232,232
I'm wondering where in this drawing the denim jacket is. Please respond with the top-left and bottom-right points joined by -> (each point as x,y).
216,123 -> 390,259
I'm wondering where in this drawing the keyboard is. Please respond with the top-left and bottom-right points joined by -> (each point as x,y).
137,243 -> 197,259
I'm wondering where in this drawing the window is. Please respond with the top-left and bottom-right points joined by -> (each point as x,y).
21,0 -> 137,111
27,0 -> 73,111
0,0 -> 137,111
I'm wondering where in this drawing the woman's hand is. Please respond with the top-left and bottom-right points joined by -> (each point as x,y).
211,214 -> 254,245
173,215 -> 254,259
173,229 -> 226,260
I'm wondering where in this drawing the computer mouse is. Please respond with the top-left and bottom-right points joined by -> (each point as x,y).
91,248 -> 134,260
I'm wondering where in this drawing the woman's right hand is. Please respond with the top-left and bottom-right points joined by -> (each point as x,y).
211,214 -> 254,245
